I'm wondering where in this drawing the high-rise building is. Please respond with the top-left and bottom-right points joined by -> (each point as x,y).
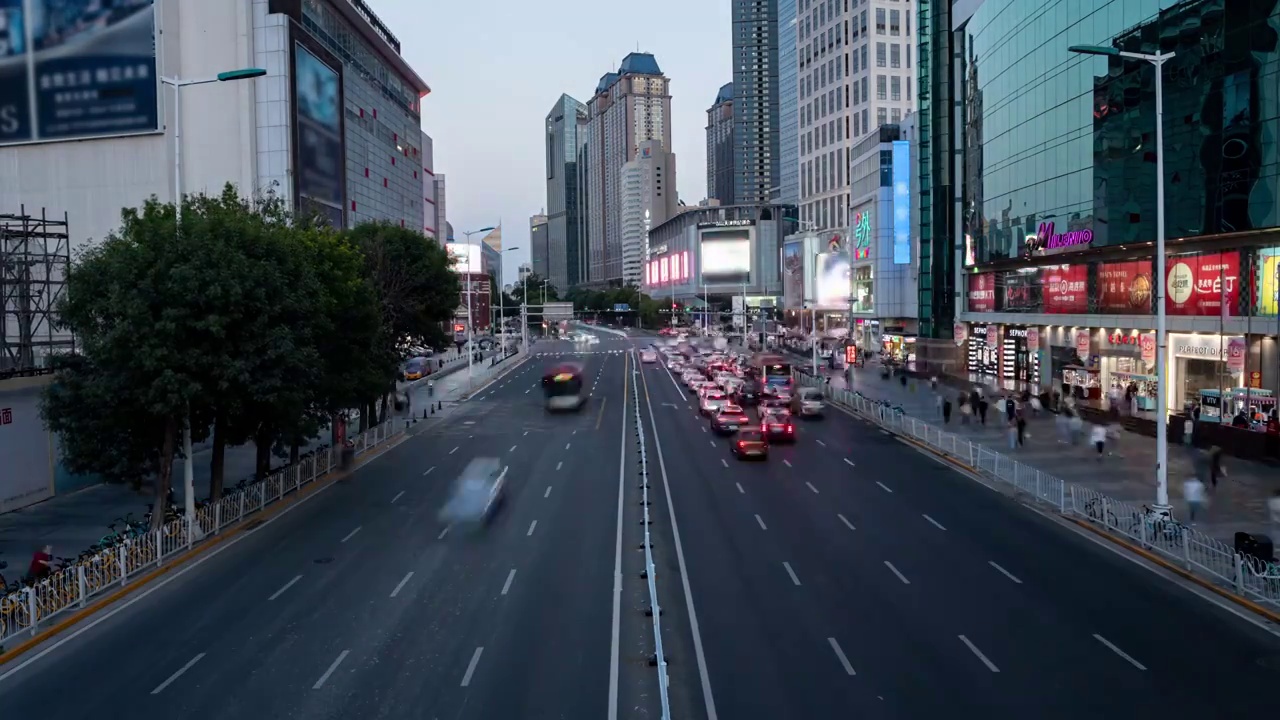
581,53 -> 673,287
914,0 -> 956,358
777,0 -> 800,208
530,213 -> 550,280
479,226 -> 502,287
421,131 -> 442,242
435,174 -> 449,240
796,0 -> 916,232
731,0 -> 780,206
545,95 -> 588,291
621,140 -> 679,287
706,84 -> 735,206
574,111 -> 593,287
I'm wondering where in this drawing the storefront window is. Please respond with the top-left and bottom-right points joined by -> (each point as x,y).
851,265 -> 874,312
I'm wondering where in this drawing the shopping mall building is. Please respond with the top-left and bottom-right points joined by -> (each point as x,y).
953,0 -> 1280,420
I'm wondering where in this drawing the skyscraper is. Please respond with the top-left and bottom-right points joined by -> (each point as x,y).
421,131 -> 441,242
581,52 -> 673,286
915,0 -> 955,346
777,0 -> 799,208
544,94 -> 588,291
731,0 -> 780,206
530,213 -> 550,280
706,83 -> 735,205
620,139 -> 678,286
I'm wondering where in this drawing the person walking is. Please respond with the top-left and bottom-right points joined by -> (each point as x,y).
1016,403 -> 1027,447
1183,476 -> 1207,525
1207,446 -> 1226,488
942,397 -> 953,424
1090,422 -> 1108,460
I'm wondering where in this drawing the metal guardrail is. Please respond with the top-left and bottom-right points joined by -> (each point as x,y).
631,353 -> 672,720
793,372 -> 1280,609
0,421 -> 399,647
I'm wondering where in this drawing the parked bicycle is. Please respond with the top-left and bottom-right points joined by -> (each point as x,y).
1128,504 -> 1186,544
1083,497 -> 1119,527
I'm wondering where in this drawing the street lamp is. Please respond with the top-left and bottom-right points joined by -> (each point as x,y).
462,226 -> 497,391
161,66 -> 265,537
1071,44 -> 1175,517
500,246 -> 521,345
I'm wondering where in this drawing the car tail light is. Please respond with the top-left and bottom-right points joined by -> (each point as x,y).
785,424 -> 794,433
737,440 -> 747,449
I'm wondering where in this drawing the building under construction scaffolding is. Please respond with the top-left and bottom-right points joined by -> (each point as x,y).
1,207 -> 75,375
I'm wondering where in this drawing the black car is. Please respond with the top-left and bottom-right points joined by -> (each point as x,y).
734,381 -> 762,407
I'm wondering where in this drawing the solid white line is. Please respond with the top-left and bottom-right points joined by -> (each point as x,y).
423,466 -> 435,475
782,459 -> 792,467
450,446 -> 459,455
313,650 -> 350,689
607,359 -> 628,720
843,458 -> 855,467
722,459 -> 729,468
390,490 -> 405,504
876,481 -> 893,493
988,561 -> 1023,584
151,653 -> 205,695
544,486 -> 552,498
735,482 -> 745,494
922,514 -> 946,530
389,571 -> 414,598
884,561 -> 910,584
837,513 -> 855,530
815,439 -> 826,447
805,481 -> 819,494
827,638 -> 856,676
755,514 -> 768,530
460,647 -> 484,687
509,445 -> 518,452
782,562 -> 802,586
268,574 -> 303,601
437,525 -> 450,540
501,568 -> 517,595
340,526 -> 361,543
527,519 -> 537,536
959,635 -> 1000,672
1093,634 -> 1147,670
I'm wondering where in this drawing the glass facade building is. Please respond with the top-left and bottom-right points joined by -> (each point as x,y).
732,0 -> 781,205
545,94 -> 587,290
777,0 -> 800,208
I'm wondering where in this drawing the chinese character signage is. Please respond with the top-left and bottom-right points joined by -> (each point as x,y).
1165,252 -> 1240,316
1042,265 -> 1088,314
852,209 -> 872,260
0,0 -> 160,146
1098,261 -> 1153,313
967,272 -> 995,312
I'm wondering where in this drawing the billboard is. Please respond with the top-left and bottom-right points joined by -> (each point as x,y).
1259,247 -> 1280,316
813,252 -> 850,307
646,251 -> 689,287
892,140 -> 910,264
1166,251 -> 1240,316
1041,265 -> 1088,314
781,239 -> 804,310
851,206 -> 873,260
446,242 -> 483,274
699,228 -> 751,284
293,42 -> 344,227
1,0 -> 159,146
1098,261 -> 1153,313
967,272 -> 995,312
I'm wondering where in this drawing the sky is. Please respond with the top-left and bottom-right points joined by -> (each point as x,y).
372,0 -> 733,285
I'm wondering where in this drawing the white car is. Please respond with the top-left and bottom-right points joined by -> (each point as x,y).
639,349 -> 658,363
438,458 -> 508,527
699,390 -> 728,415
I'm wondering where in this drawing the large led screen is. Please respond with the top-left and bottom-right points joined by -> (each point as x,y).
813,252 -> 850,307
781,240 -> 804,310
446,243 -> 483,274
699,229 -> 751,285
1,0 -> 159,145
294,42 -> 344,228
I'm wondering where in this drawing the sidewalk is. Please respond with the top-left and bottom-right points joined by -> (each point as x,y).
812,359 -> 1278,545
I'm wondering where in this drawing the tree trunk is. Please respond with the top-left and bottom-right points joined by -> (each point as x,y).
254,427 -> 273,479
209,410 -> 227,501
151,418 -> 178,530
289,439 -> 300,464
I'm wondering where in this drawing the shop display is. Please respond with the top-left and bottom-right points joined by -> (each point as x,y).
1063,366 -> 1101,400
966,335 -> 998,376
1001,327 -> 1040,386
1110,371 -> 1157,412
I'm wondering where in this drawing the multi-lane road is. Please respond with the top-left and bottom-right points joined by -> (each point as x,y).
3,330 -> 1279,719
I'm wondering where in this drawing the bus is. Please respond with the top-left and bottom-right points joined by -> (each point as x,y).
749,353 -> 793,391
542,363 -> 588,411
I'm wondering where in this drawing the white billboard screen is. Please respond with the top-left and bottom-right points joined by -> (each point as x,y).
814,252 -> 851,307
446,243 -> 483,274
699,229 -> 751,284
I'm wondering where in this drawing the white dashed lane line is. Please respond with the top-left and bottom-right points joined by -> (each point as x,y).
922,514 -> 946,530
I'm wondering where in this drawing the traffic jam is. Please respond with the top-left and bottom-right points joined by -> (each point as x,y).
639,341 -> 825,461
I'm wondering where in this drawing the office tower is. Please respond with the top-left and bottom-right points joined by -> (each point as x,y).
706,83 -> 735,205
435,174 -> 449,239
479,226 -> 502,288
421,131 -> 442,242
545,94 -> 588,291
731,0 -> 779,206
582,52 -> 672,286
621,139 -> 678,286
777,0 -> 800,208
915,0 -> 954,346
530,213 -> 550,280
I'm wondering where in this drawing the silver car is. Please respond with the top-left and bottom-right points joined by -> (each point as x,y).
792,387 -> 825,417
438,458 -> 508,527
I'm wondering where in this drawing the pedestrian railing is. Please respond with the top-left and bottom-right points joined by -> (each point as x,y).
0,421 -> 399,648
631,352 -> 671,720
793,373 -> 1280,609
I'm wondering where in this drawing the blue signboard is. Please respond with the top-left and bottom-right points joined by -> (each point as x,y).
892,140 -> 910,265
613,303 -> 631,312
0,0 -> 159,146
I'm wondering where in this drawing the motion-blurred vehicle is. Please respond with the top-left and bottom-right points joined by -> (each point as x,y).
542,363 -> 588,411
733,380 -> 762,407
639,349 -> 658,363
438,458 -> 508,527
761,410 -> 796,443
791,386 -> 825,417
710,404 -> 750,435
756,396 -> 789,421
403,356 -> 429,381
699,389 -> 729,415
730,428 -> 768,460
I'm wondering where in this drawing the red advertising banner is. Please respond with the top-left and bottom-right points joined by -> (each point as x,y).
1165,252 -> 1240,316
1041,265 -> 1088,314
1098,261 -> 1153,313
967,273 -> 995,312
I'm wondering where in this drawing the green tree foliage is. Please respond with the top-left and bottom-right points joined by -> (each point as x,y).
565,285 -> 662,326
508,272 -> 560,306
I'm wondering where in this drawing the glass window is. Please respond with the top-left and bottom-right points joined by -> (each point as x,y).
860,45 -> 868,69
889,9 -> 900,36
890,44 -> 900,68
906,76 -> 911,101
876,107 -> 886,126
875,8 -> 885,34
876,75 -> 887,100
891,76 -> 900,101
876,42 -> 886,67
891,107 -> 900,123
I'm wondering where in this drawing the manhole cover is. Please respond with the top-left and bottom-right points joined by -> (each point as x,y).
314,557 -> 334,564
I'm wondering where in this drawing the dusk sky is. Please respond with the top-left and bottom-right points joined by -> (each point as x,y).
373,0 -> 733,284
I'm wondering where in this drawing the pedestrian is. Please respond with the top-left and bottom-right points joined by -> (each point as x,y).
1208,446 -> 1226,488
942,398 -> 953,424
1183,476 -> 1207,524
1090,422 -> 1108,459
28,544 -> 54,581
935,392 -> 944,419
978,396 -> 989,425
1007,416 -> 1018,450
1069,411 -> 1084,445
1056,407 -> 1070,443
930,375 -> 938,392
1016,405 -> 1027,447
1182,414 -> 1194,447
959,393 -> 971,424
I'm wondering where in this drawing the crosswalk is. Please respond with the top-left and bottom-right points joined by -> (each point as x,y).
533,350 -> 627,357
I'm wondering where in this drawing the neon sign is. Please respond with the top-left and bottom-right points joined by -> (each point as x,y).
852,211 -> 872,260
1027,222 -> 1093,254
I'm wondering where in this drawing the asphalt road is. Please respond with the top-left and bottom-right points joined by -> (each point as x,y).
633,353 -> 1280,719
0,336 -> 658,720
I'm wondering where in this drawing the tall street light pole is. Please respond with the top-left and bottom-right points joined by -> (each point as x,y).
161,67 -> 265,535
1071,44 -> 1175,518
462,226 -> 497,392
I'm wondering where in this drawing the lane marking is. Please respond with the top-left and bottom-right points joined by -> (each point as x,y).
423,466 -> 435,475
509,445 -> 518,452
437,526 -> 450,540
544,486 -> 552,498
527,519 -> 538,536
151,653 -> 206,695
782,562 -> 802,586
827,638 -> 856,676
735,482 -> 745,494
837,514 -> 855,530
805,481 -> 819,494
450,446 -> 460,455
843,458 -> 855,467
340,526 -> 361,543
815,439 -> 826,447
524,431 -> 529,436
959,635 -> 1000,672
596,396 -> 608,430
313,649 -> 350,689
988,561 -> 1022,584
782,459 -> 793,467
525,388 -> 531,394
722,459 -> 729,468
876,481 -> 893,493
565,442 -> 572,450
390,571 -> 414,598
460,647 -> 484,687
755,514 -> 768,530
922,514 -> 946,530
884,561 -> 910,584
390,491 -> 405,504
709,440 -> 716,447
268,574 -> 303,601
501,569 -> 517,595
1093,634 -> 1147,670
556,461 -> 563,470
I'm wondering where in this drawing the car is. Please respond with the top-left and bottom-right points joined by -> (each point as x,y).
761,411 -> 796,443
791,387 -> 825,417
438,458 -> 508,527
699,389 -> 729,415
639,349 -> 658,363
710,404 -> 750,435
730,428 -> 769,460
734,381 -> 762,407
757,397 -> 789,421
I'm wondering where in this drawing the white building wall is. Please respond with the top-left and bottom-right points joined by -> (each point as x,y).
619,162 -> 644,287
